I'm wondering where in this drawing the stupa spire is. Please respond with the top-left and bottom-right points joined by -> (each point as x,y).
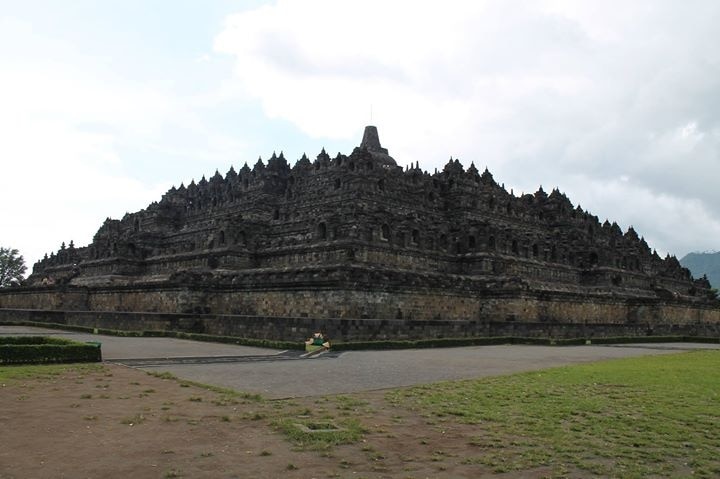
360,125 -> 388,155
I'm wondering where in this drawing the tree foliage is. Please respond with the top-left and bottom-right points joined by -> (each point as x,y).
0,247 -> 26,287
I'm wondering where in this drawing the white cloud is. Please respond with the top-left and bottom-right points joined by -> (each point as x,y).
3,0 -> 719,273
0,16 -> 241,269
558,175 -> 720,258
215,0 -> 720,257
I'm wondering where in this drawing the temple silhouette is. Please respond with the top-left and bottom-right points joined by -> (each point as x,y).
2,126 -> 717,340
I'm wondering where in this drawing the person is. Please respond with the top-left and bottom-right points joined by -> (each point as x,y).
319,331 -> 330,349
305,331 -> 331,351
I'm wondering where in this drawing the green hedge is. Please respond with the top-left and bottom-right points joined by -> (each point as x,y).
0,336 -> 102,364
587,335 -> 720,345
169,331 -> 302,350
331,336 -> 577,350
331,335 -> 720,350
1,320 -> 718,352
332,337 -> 510,351
0,336 -> 74,345
0,321 -> 303,351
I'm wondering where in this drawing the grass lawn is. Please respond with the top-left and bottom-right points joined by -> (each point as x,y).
2,349 -> 718,477
387,350 -> 720,478
0,362 -> 104,382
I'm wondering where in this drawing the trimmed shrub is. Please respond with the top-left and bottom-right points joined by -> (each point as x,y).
0,336 -> 72,345
333,336 -> 515,351
332,335 -> 720,350
168,331 -> 302,350
2,320 -> 718,351
0,321 -> 304,350
0,336 -> 102,364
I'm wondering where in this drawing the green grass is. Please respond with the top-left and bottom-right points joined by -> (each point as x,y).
120,413 -> 146,425
145,370 -> 263,402
276,417 -> 364,450
0,363 -> 104,383
387,350 -> 720,478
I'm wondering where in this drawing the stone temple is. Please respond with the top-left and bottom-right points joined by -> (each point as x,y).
1,126 -> 718,340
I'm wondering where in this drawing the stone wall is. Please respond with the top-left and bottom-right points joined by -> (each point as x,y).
1,307 -> 719,342
2,278 -> 719,325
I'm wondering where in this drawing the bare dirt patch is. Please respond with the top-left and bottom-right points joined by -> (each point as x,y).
1,363 -> 567,478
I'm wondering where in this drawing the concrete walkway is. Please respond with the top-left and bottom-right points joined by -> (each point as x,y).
3,326 -> 718,399
0,325 -> 278,359
141,342 -> 719,398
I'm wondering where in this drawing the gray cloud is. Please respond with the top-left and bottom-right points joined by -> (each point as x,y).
217,0 -> 720,257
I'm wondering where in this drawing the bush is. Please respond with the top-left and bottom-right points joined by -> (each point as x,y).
0,336 -> 72,345
0,321 -> 304,350
169,331 -> 302,350
332,335 -> 720,350
333,336 -> 514,351
0,336 -> 102,364
2,320 -> 718,351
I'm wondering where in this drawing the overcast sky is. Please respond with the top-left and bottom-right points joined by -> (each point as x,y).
2,0 -> 720,271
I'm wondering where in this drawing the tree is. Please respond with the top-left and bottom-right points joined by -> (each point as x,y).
0,247 -> 27,287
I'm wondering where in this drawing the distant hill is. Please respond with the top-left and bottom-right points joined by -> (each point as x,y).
680,252 -> 720,289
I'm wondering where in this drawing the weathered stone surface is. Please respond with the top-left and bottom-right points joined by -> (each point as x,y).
0,307 -> 719,342
1,126 -> 717,338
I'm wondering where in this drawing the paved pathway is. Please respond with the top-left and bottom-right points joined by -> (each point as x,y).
3,326 -> 718,399
142,342 -> 719,398
0,325 -> 277,360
